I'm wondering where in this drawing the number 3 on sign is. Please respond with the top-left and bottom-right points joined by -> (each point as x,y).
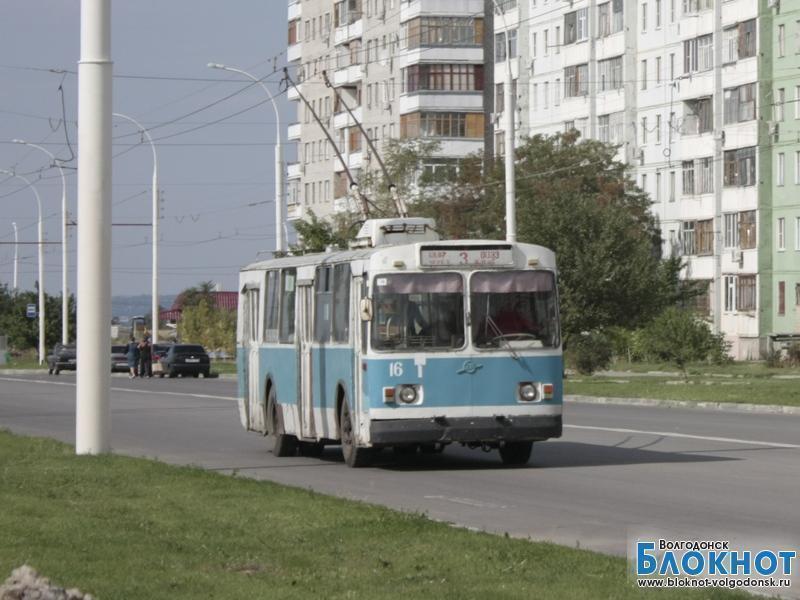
389,361 -> 404,377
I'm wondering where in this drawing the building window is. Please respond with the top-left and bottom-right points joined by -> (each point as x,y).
724,276 -> 735,312
598,112 -> 624,143
698,157 -> 713,193
399,112 -> 483,138
544,29 -> 549,56
641,116 -> 648,144
403,64 -> 484,93
779,24 -> 785,57
682,160 -> 695,194
778,281 -> 786,316
684,34 -> 713,73
564,8 -> 588,45
655,56 -> 661,85
739,210 -> 757,249
598,56 -> 623,91
778,217 -> 786,250
596,0 -> 624,35
405,16 -> 484,49
778,153 -> 785,186
681,221 -> 696,255
724,213 -> 739,248
723,83 -> 756,124
532,83 -> 538,110
641,173 -> 648,193
723,147 -> 756,187
641,59 -> 647,90
682,0 -> 712,14
683,97 -> 713,134
564,63 -> 589,97
543,81 -> 549,108
696,219 -> 713,255
656,172 -> 662,201
776,88 -> 785,121
796,216 -> 800,250
656,113 -> 662,143
655,0 -> 662,27
737,275 -> 756,311
669,171 -> 676,202
494,29 -> 518,61
641,2 -> 647,32
722,20 -> 756,63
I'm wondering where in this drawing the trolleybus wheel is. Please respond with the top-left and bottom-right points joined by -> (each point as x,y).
267,387 -> 297,457
498,441 -> 533,466
340,400 -> 371,468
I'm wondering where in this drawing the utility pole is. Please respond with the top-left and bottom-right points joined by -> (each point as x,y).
76,0 -> 113,455
11,222 -> 18,291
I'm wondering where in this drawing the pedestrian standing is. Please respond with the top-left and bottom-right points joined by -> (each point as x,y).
138,336 -> 153,378
126,336 -> 140,379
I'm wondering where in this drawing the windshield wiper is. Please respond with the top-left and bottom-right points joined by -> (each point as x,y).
484,315 -> 521,362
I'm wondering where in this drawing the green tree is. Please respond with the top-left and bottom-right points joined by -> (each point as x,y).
177,281 -> 216,309
0,283 -> 77,351
177,299 -> 235,354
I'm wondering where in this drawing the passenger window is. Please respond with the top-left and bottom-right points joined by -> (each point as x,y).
332,263 -> 351,343
264,270 -> 280,342
314,266 -> 332,342
279,269 -> 297,343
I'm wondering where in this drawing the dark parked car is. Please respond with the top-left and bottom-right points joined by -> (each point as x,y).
111,344 -> 129,372
47,343 -> 76,375
159,344 -> 210,378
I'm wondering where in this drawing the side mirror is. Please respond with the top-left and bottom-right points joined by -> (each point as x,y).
360,297 -> 373,322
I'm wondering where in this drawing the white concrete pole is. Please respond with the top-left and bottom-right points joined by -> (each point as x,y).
112,112 -> 160,343
492,1 -> 517,243
207,63 -> 285,252
11,222 -> 18,291
76,0 -> 112,455
13,140 -> 70,344
2,171 -> 44,362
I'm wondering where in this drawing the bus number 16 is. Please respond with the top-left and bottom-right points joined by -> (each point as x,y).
389,362 -> 404,377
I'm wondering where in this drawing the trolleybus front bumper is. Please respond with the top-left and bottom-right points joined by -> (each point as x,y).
369,414 -> 562,446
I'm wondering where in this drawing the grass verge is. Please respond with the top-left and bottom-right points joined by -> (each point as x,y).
566,361 -> 800,406
0,431 -> 747,600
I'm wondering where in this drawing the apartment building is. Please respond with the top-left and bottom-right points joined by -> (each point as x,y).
499,0 -> 792,359
286,0 -> 487,221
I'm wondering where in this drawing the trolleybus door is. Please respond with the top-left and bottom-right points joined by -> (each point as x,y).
296,281 -> 315,439
240,285 -> 260,430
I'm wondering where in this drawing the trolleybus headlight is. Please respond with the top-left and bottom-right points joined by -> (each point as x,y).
398,385 -> 418,404
519,383 -> 538,401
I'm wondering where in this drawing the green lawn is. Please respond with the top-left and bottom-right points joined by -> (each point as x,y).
210,359 -> 236,374
0,354 -> 43,370
0,431 -> 747,600
566,361 -> 800,407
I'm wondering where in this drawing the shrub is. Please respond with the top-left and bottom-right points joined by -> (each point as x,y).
568,330 -> 613,375
787,343 -> 800,367
639,307 -> 730,376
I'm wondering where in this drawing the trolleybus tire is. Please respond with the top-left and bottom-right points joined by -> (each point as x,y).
498,441 -> 533,466
340,400 -> 372,468
267,387 -> 297,457
297,441 -> 325,457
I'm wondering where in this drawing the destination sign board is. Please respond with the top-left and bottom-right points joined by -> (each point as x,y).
419,246 -> 514,267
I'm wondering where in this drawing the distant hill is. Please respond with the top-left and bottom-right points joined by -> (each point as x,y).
112,294 -> 177,319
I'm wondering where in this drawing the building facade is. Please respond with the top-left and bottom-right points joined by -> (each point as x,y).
286,0 -> 487,221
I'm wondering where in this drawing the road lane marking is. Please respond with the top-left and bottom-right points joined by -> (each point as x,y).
0,376 -> 237,402
565,424 -> 800,449
423,495 -> 509,510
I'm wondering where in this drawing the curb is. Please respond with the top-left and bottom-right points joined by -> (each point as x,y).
566,394 -> 800,416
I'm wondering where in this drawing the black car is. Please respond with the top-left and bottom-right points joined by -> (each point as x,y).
159,344 -> 210,378
111,344 -> 129,372
47,343 -> 76,375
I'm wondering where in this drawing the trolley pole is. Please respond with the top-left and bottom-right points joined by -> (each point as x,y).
76,0 -> 113,454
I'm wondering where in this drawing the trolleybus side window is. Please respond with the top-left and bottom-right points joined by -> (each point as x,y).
242,287 -> 259,344
264,270 -> 280,342
332,263 -> 351,343
279,268 -> 297,344
470,270 -> 560,349
314,266 -> 332,342
371,272 -> 464,351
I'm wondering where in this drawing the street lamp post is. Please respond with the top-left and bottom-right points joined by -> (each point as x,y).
13,139 -> 70,344
490,1 -> 517,243
11,222 -> 18,291
113,112 -> 160,344
1,170 -> 45,364
207,62 -> 285,253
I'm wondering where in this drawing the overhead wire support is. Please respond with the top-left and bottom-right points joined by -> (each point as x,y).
282,67 -> 371,220
321,70 -> 406,218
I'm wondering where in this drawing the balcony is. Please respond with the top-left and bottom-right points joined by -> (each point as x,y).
287,84 -> 299,101
287,42 -> 302,63
287,122 -> 302,141
288,0 -> 301,21
333,64 -> 364,86
334,19 -> 362,46
348,151 -> 363,169
333,107 -> 362,130
287,162 -> 302,179
400,0 -> 484,23
399,92 -> 483,115
286,201 -> 303,221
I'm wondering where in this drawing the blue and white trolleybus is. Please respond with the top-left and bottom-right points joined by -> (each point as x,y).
236,218 -> 563,467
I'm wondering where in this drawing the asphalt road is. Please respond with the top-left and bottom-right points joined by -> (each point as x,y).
2,372 -> 799,584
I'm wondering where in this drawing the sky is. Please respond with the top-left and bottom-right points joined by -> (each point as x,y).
0,0 -> 293,298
